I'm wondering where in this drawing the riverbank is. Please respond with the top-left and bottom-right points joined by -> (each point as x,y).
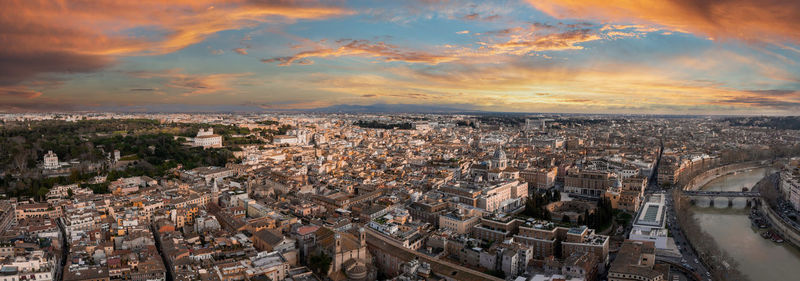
683,161 -> 767,191
758,173 -> 800,249
672,189 -> 747,280
677,166 -> 800,281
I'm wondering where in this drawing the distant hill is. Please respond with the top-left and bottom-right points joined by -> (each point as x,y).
305,104 -> 481,113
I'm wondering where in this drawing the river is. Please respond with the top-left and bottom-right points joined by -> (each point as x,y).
692,167 -> 800,281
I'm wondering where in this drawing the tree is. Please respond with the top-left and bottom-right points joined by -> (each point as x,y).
67,188 -> 74,198
562,214 -> 570,223
583,209 -> 590,225
309,252 -> 332,276
35,187 -> 49,201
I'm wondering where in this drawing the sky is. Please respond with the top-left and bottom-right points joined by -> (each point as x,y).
1,0 -> 800,114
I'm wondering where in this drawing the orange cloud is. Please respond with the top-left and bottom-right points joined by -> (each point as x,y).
527,0 -> 800,43
480,28 -> 601,55
262,39 -> 458,66
302,62 -> 800,114
0,87 -> 43,99
0,0 -> 353,89
129,69 -> 253,96
265,27 -> 602,66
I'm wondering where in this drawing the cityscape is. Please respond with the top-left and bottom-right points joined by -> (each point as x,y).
0,113 -> 799,281
2,1 -> 800,281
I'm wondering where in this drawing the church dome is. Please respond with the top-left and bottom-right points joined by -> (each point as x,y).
493,148 -> 507,160
612,178 -> 623,189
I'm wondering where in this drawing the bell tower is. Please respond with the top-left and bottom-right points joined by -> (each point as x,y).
211,178 -> 220,205
334,233 -> 342,252
359,227 -> 366,247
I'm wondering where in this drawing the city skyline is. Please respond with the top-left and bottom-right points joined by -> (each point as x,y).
2,0 -> 800,115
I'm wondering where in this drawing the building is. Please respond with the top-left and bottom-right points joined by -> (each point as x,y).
513,220 -> 558,259
470,148 -> 519,182
194,128 -> 222,148
472,214 -> 524,242
628,194 -> 668,249
605,177 -> 644,213
565,170 -> 615,197
15,202 -> 61,220
273,135 -> 300,145
440,181 -> 528,213
562,252 -> 599,281
252,229 -> 298,265
561,226 -> 609,268
312,227 -> 370,281
248,251 -> 291,281
520,167 -> 557,190
0,242 -> 57,281
439,210 -> 479,234
43,151 -> 59,170
780,164 -> 800,211
408,200 -> 447,227
526,119 -> 546,131
608,240 -> 668,281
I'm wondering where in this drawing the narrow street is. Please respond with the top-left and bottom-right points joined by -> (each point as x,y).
55,218 -> 69,281
151,224 -> 174,281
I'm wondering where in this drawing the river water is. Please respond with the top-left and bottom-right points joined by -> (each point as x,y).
692,167 -> 800,281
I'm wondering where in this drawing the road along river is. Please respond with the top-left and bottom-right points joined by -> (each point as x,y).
691,167 -> 800,281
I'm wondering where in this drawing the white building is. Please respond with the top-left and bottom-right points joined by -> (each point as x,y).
273,135 -> 300,145
628,194 -> 668,249
525,119 -> 545,131
194,128 -> 222,148
248,251 -> 290,281
780,167 -> 800,211
0,251 -> 56,281
288,129 -> 310,145
441,181 -> 528,213
43,151 -> 59,170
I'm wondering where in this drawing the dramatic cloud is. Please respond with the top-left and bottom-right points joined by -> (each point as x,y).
265,26 -> 604,66
2,0 -> 798,114
0,88 -> 43,99
480,28 -> 602,55
0,0 -> 353,88
262,39 -> 458,66
129,69 -> 253,96
527,0 -> 800,43
720,90 -> 800,109
300,60 -> 800,114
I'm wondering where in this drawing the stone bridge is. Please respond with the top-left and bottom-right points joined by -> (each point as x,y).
682,190 -> 760,207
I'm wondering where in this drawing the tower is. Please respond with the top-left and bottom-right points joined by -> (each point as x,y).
334,233 -> 342,253
359,227 -> 366,247
212,178 -> 220,205
246,177 -> 253,196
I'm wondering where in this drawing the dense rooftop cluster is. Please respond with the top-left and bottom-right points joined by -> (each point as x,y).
0,113 -> 798,281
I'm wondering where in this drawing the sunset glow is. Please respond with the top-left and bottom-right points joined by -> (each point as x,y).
1,0 -> 799,114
